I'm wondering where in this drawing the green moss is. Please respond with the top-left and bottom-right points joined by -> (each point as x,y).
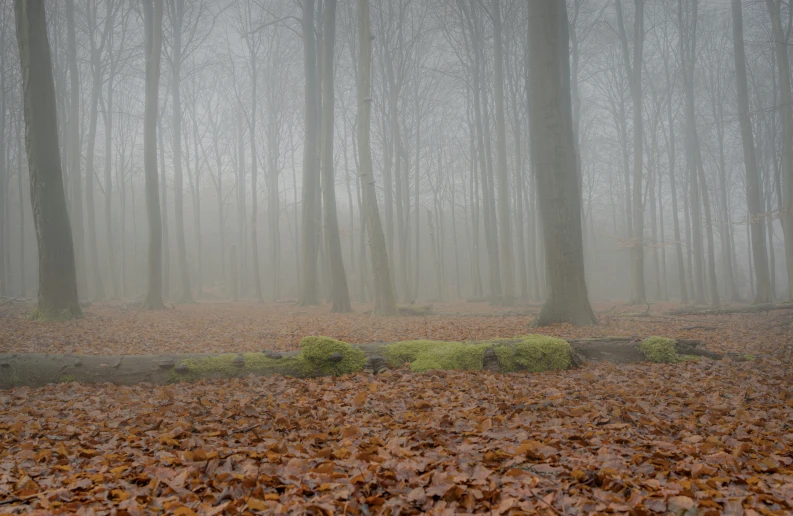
299,336 -> 366,375
409,342 -> 491,372
741,354 -> 756,361
493,335 -> 571,372
383,336 -> 572,373
169,353 -> 311,382
638,336 -> 679,363
59,374 -> 78,383
383,340 -> 450,368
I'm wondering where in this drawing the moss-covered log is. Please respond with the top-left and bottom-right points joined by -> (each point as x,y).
0,335 -> 723,389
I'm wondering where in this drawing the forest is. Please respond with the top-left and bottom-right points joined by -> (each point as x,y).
1,0 -> 793,513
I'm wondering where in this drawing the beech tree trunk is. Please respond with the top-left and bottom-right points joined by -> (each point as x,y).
300,0 -> 320,306
527,0 -> 596,326
141,0 -> 165,310
64,0 -> 87,299
734,0 -> 772,304
15,0 -> 83,321
357,0 -> 397,315
766,0 -> 793,301
319,0 -> 351,313
491,0 -> 515,306
169,0 -> 193,304
616,0 -> 646,305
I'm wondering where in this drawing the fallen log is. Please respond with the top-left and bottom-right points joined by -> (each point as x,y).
0,336 -> 722,389
667,303 -> 793,316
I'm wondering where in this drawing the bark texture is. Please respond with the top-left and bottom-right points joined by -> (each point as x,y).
15,0 -> 83,321
527,0 -> 596,326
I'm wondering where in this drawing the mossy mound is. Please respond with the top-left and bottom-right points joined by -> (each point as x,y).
299,336 -> 367,375
493,335 -> 571,372
638,336 -> 679,363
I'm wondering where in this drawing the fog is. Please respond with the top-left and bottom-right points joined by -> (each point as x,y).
2,0 -> 791,314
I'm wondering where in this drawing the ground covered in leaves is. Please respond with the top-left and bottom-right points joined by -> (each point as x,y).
2,301 -> 793,513
1,300 -> 791,356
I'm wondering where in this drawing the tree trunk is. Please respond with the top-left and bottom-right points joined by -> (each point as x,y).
733,0 -> 773,304
616,0 -> 646,305
15,0 -> 83,321
527,0 -> 595,326
170,0 -> 193,304
103,70 -> 118,299
141,0 -> 165,310
16,114 -> 26,297
157,111 -> 170,301
85,25 -> 106,301
249,53 -> 263,303
679,0 -> 706,304
300,0 -> 320,306
491,0 -> 515,306
319,0 -> 351,313
766,0 -> 793,300
357,0 -> 397,315
64,0 -> 87,299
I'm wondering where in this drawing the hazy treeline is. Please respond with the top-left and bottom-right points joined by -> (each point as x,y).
1,0 -> 791,306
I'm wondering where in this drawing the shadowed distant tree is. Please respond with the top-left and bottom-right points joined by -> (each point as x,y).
527,0 -> 596,326
319,0 -> 352,312
299,0 -> 320,306
141,0 -> 166,309
733,0 -> 772,304
357,0 -> 397,315
14,0 -> 83,321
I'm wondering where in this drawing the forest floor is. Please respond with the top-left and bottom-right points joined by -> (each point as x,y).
1,300 -> 793,514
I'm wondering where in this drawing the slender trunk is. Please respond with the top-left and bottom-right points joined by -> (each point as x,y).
491,0 -> 514,305
734,0 -> 772,302
766,0 -> 793,300
319,0 -> 351,312
170,1 -> 193,303
64,0 -> 87,299
85,49 -> 105,300
357,0 -> 396,315
300,0 -> 320,305
157,113 -> 170,300
141,0 -> 165,309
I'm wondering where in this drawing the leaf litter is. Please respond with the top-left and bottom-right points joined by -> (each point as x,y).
1,301 -> 793,513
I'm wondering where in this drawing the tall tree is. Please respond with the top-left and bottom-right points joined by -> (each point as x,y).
64,0 -> 87,298
141,0 -> 165,309
299,0 -> 320,305
766,0 -> 793,300
491,0 -> 515,306
615,0 -> 646,305
733,0 -> 772,303
357,0 -> 397,315
528,0 -> 596,326
14,0 -> 83,320
319,0 -> 351,312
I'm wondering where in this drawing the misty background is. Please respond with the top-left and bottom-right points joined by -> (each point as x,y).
0,0 -> 788,305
